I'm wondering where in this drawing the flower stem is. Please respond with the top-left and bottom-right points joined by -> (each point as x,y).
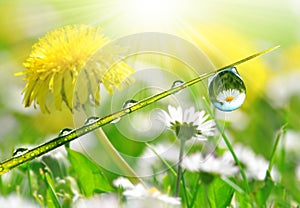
43,170 -> 62,208
218,123 -> 250,194
145,142 -> 191,203
267,123 -> 287,174
27,165 -> 33,198
189,173 -> 202,208
94,128 -> 144,185
0,176 -> 2,194
0,46 -> 279,176
203,96 -> 250,194
181,175 -> 190,206
83,107 -> 144,185
175,140 -> 185,197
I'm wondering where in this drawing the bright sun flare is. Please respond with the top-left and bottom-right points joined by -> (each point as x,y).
123,0 -> 182,30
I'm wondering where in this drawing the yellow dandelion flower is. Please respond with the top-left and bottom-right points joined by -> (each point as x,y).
16,25 -> 134,113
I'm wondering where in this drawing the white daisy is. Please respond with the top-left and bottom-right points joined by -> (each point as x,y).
74,194 -> 120,208
158,105 -> 216,141
113,177 -> 135,189
284,130 -> 300,152
225,143 -> 280,181
266,70 -> 300,108
136,142 -> 180,176
123,183 -> 181,207
0,194 -> 39,208
182,152 -> 239,176
112,177 -> 181,206
215,89 -> 246,111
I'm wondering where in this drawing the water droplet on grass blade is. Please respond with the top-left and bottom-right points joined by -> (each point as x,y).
58,128 -> 73,136
208,67 -> 246,112
110,117 -> 121,124
13,147 -> 28,156
123,99 -> 138,109
84,116 -> 100,125
171,80 -> 184,94
171,80 -> 184,88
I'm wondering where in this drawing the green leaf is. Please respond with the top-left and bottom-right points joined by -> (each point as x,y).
208,177 -> 234,208
162,173 -> 172,193
44,172 -> 62,208
195,183 -> 207,208
67,148 -> 113,196
235,192 -> 253,208
42,155 -> 68,178
255,172 -> 275,206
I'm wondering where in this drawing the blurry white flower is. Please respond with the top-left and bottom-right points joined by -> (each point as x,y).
142,143 -> 179,163
227,144 -> 280,181
284,130 -> 300,152
182,152 -> 238,176
75,181 -> 180,208
0,115 -> 18,142
158,105 -> 216,141
74,194 -> 120,208
223,110 -> 249,131
123,184 -> 148,198
123,183 -> 181,207
136,142 -> 179,176
0,194 -> 38,208
113,177 -> 135,189
266,70 -> 300,107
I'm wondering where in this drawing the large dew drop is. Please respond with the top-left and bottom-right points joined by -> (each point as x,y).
208,67 -> 246,112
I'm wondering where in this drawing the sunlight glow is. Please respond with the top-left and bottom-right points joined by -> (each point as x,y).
124,0 -> 183,30
130,0 -> 176,20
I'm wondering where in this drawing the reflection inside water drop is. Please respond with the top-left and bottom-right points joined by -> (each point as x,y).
208,67 -> 246,112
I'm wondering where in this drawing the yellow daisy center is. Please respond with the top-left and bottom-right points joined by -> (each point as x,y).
225,96 -> 234,102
